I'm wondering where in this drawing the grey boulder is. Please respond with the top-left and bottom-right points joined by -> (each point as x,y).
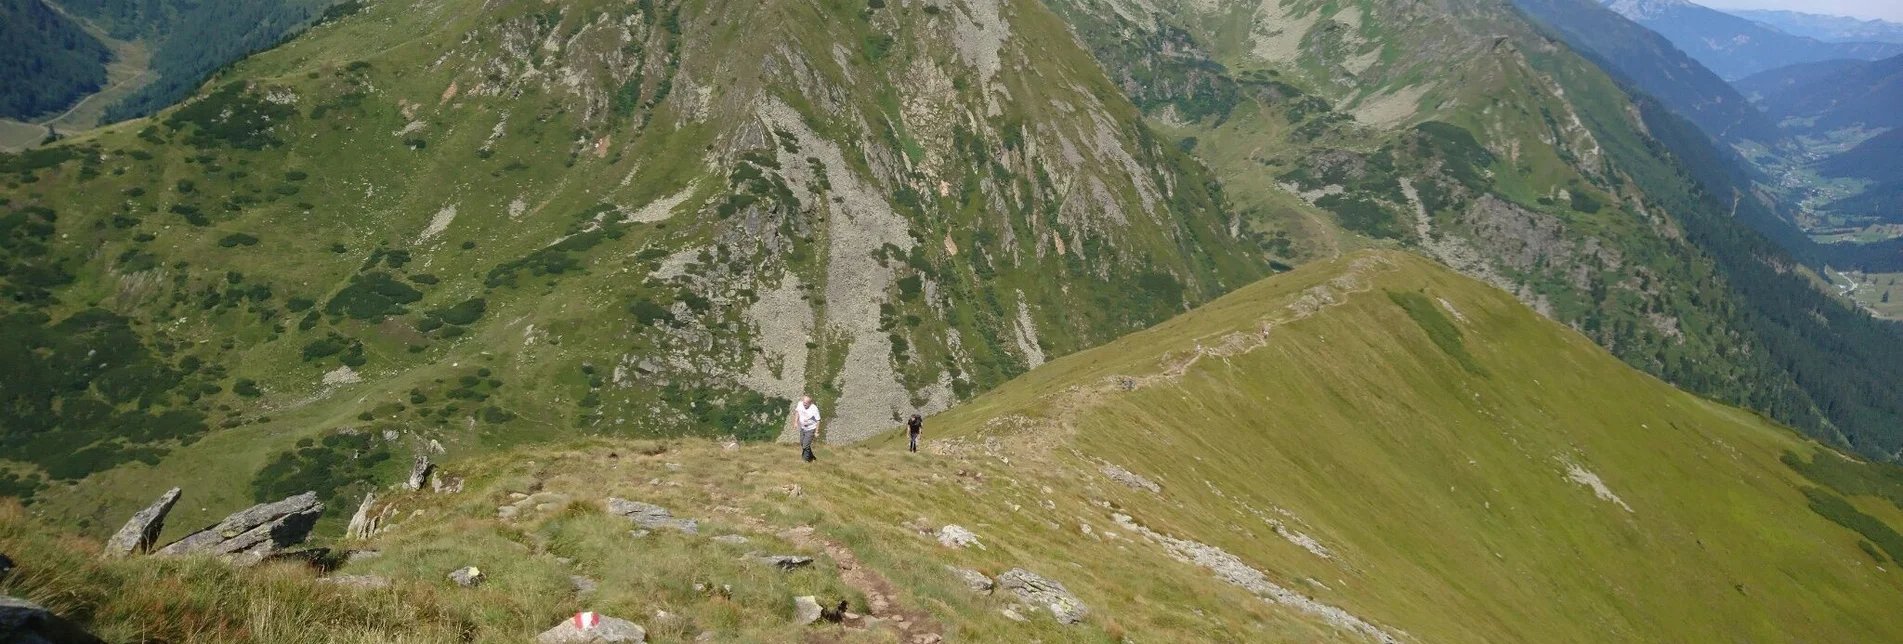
793,596 -> 822,625
948,566 -> 994,593
103,487 -> 181,558
535,613 -> 646,643
448,566 -> 485,587
155,492 -> 324,566
1,595 -> 105,644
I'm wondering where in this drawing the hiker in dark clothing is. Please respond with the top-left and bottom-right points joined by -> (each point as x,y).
906,413 -> 923,453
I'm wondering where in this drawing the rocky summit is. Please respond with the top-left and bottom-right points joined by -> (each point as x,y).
1,0 -> 1902,641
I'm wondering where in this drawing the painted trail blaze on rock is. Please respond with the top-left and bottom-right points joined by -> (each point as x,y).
535,611 -> 646,643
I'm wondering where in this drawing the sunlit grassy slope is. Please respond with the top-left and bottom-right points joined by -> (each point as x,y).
5,250 -> 1899,643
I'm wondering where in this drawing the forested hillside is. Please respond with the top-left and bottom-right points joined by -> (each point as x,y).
1743,53 -> 1903,133
0,0 -> 111,121
53,0 -> 340,121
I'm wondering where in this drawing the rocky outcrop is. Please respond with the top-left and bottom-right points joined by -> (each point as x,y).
604,498 -> 698,534
103,487 -> 181,558
155,492 -> 323,566
406,456 -> 434,491
996,568 -> 1088,625
535,612 -> 646,643
344,492 -> 379,540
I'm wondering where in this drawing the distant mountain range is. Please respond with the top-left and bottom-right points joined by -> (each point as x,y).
1604,0 -> 1903,78
1736,53 -> 1903,132
1727,8 -> 1903,44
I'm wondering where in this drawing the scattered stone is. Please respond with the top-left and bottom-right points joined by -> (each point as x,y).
498,505 -> 520,520
711,534 -> 750,545
604,498 -> 697,534
753,554 -> 815,570
628,529 -> 651,538
318,574 -> 392,589
104,487 -> 181,558
344,492 -> 378,540
571,575 -> 598,595
793,596 -> 823,625
407,456 -> 434,491
948,566 -> 994,593
448,566 -> 485,587
776,484 -> 803,498
936,525 -> 983,549
911,634 -> 943,644
999,607 -> 1027,622
997,568 -> 1088,625
535,612 -> 647,643
343,550 -> 382,563
155,492 -> 324,566
1102,464 -> 1161,493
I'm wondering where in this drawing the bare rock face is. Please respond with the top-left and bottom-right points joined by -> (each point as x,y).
535,612 -> 647,643
406,456 -> 434,491
345,492 -> 378,540
997,568 -> 1088,625
155,492 -> 324,566
604,498 -> 698,534
103,487 -> 182,558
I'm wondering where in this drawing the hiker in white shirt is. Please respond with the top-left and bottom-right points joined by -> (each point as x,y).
796,396 -> 822,463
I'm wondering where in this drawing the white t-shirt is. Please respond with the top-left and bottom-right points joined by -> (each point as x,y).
797,402 -> 822,431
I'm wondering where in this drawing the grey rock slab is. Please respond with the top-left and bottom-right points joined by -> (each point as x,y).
344,492 -> 378,540
571,575 -> 598,595
752,555 -> 814,571
604,498 -> 697,534
1102,464 -> 1160,493
793,596 -> 822,625
103,487 -> 181,558
997,568 -> 1088,625
155,492 -> 324,563
535,613 -> 646,643
710,534 -> 749,545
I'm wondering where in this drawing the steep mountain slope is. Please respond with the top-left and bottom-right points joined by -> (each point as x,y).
7,252 -> 1902,643
1728,8 -> 1903,44
1741,53 -> 1903,132
1604,0 -> 1903,79
1732,58 -> 1870,101
0,0 -> 1275,520
1511,0 -> 1782,146
1033,0 -> 1903,459
0,0 -> 111,120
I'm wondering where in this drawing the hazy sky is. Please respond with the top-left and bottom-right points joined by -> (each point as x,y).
1700,0 -> 1903,22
